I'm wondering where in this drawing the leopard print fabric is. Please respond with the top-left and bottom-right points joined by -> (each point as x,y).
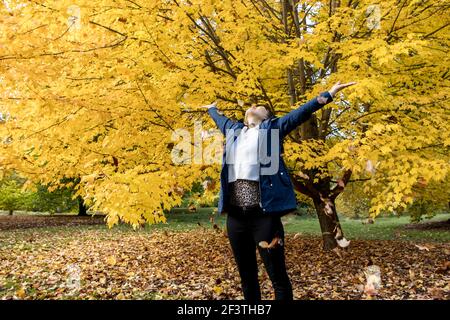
228,179 -> 261,207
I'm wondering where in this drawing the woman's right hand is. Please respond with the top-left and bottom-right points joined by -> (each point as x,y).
328,81 -> 357,98
200,101 -> 218,110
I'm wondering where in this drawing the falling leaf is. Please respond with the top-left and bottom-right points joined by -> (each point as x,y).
332,247 -> 344,258
324,201 -> 334,215
337,237 -> 351,248
365,159 -> 377,174
293,233 -> 302,240
258,241 -> 270,249
258,237 -> 282,249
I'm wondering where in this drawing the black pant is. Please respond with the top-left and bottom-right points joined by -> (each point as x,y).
226,206 -> 293,301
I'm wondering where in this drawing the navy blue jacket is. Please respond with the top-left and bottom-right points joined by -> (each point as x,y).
207,91 -> 333,216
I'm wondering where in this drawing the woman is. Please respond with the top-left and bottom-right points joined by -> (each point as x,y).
202,81 -> 356,301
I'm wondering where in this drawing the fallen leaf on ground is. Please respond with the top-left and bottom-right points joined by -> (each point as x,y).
106,256 -> 117,266
293,233 -> 302,240
0,216 -> 449,300
415,244 -> 435,251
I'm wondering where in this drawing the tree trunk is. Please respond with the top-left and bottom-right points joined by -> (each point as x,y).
280,0 -> 347,252
77,196 -> 88,216
8,209 -> 13,216
312,196 -> 344,251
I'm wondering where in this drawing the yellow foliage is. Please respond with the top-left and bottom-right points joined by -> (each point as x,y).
0,0 -> 448,225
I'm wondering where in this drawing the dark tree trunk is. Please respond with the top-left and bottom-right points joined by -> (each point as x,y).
312,197 -> 344,251
292,170 -> 351,252
77,196 -> 88,216
280,0 -> 348,253
8,209 -> 13,216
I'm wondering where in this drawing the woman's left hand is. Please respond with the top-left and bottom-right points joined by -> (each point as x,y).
328,81 -> 357,98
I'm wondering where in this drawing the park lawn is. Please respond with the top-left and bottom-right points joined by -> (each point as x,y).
3,209 -> 448,242
282,213 -> 450,242
129,209 -> 450,243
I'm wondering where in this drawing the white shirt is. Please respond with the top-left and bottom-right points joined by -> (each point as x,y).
227,125 -> 260,182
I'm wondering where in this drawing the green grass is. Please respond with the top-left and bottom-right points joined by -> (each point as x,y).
162,208 -> 450,241
100,209 -> 450,242
283,213 -> 450,242
166,209 -> 450,242
3,208 -> 449,242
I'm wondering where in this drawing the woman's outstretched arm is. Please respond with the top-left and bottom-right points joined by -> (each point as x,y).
276,81 -> 357,138
202,101 -> 238,135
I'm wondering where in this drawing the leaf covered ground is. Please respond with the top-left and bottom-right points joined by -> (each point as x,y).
0,215 -> 105,230
0,216 -> 449,300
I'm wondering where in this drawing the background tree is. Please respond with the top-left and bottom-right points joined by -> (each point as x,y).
399,177 -> 450,222
335,181 -> 372,219
0,171 -> 79,214
0,172 -> 32,215
1,0 -> 448,251
29,182 -> 79,214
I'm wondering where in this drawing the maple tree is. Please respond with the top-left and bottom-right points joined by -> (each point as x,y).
0,0 -> 449,250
